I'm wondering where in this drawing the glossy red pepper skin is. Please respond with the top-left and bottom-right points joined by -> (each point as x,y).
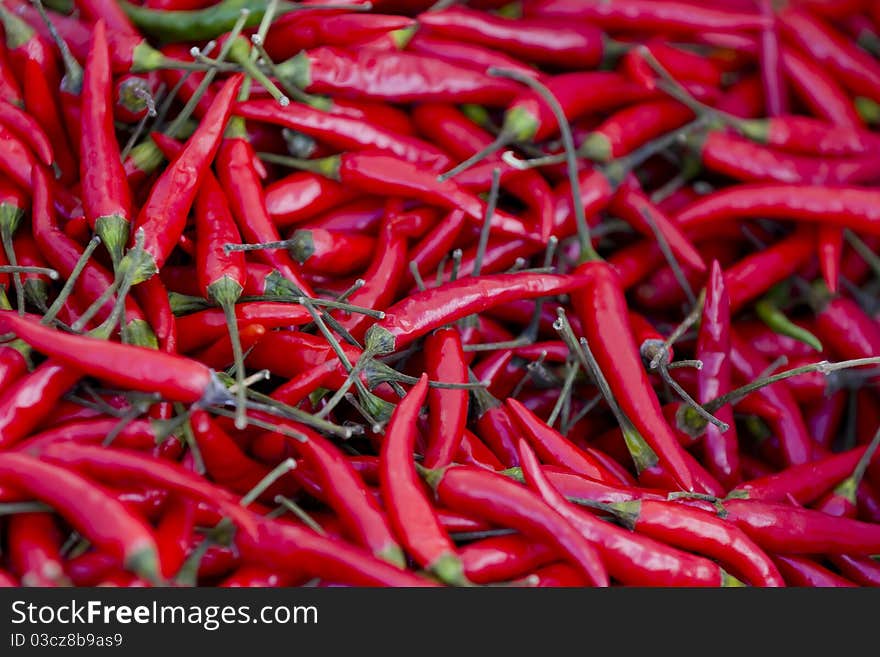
677,184 -> 880,237
586,100 -> 694,163
0,312 -> 217,404
14,418 -> 158,454
814,295 -> 880,362
264,11 -> 413,61
0,453 -> 160,576
279,47 -> 520,105
265,171 -> 360,228
505,398 -> 620,485
422,328 -> 468,470
828,555 -> 880,587
237,100 -> 449,171
571,261 -> 697,492
779,8 -> 880,104
528,0 -> 770,33
135,75 -> 242,272
432,464 -> 609,587
742,115 -> 880,157
0,361 -> 82,448
618,500 -> 784,586
217,132 -> 314,297
721,498 -> 880,554
367,272 -> 588,354
698,132 -> 880,186
7,512 -> 67,587
176,303 -> 311,353
781,47 -> 862,129
380,374 -> 465,582
418,6 -> 606,69
730,333 -> 812,467
697,262 -> 739,489
771,554 -> 857,587
0,42 -> 22,106
460,535 -> 556,585
0,99 -> 52,166
404,33 -> 539,80
81,20 -> 133,245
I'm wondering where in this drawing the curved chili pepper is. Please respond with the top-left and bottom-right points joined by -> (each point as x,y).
779,7 -> 880,104
192,324 -> 266,370
813,292 -> 880,362
0,453 -> 160,578
265,171 -> 360,228
14,418 -> 158,454
120,0 -> 276,42
264,10 -> 413,60
132,74 -> 242,277
282,421 -> 406,568
0,99 -> 53,166
606,499 -> 784,586
805,391 -> 848,451
404,33 -> 540,80
460,534 -> 556,584
7,512 -> 68,587
518,437 -> 737,586
0,41 -> 22,106
527,0 -> 770,33
418,6 -> 613,69
583,100 -> 694,163
217,120 -> 314,296
781,46 -> 862,129
0,361 -> 81,448
505,398 -> 620,485
275,46 -> 521,105
694,131 -> 880,186
422,328 -> 468,470
236,100 -> 450,171
571,261 -> 697,491
771,554 -> 857,587
739,115 -> 880,157
719,498 -> 880,554
154,497 -> 196,580
0,311 -> 224,405
696,261 -> 739,489
81,20 -> 133,267
676,184 -> 880,237
380,374 -> 467,584
367,272 -> 587,354
241,518 -> 435,588
426,461 -> 609,587
828,554 -> 880,587
176,303 -> 311,353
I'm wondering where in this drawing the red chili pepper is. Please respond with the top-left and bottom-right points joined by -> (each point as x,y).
0,361 -> 82,448
715,75 -> 765,118
781,46 -> 862,129
380,374 -> 467,584
730,333 -> 812,467
404,33 -> 540,80
459,534 -> 556,584
418,6 -> 613,70
695,261 -> 739,488
0,312 -> 223,405
505,398 -> 621,485
192,324 -> 266,371
422,328 -> 468,470
7,512 -> 68,586
828,554 -> 880,587
75,0 -> 139,36
236,100 -> 450,171
0,453 -> 160,578
133,74 -> 241,276
677,184 -> 880,238
723,227 -> 815,313
154,497 -> 196,580
719,498 -> 880,554
0,41 -> 23,106
263,11 -> 414,61
0,99 -> 53,166
771,554 -> 857,587
367,272 -> 587,354
81,20 -> 133,267
517,436 -> 737,586
426,460 -> 609,587
241,518 -> 435,587
584,100 -> 694,163
14,418 -> 158,454
527,0 -> 770,33
265,171 -> 361,228
571,261 -> 697,491
739,115 -> 880,157
813,293 -> 880,362
805,391 -> 848,451
176,303 -> 311,353
217,122 -> 314,297
275,47 -> 521,105
779,7 -> 880,104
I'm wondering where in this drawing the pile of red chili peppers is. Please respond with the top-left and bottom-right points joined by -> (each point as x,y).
0,0 -> 879,589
